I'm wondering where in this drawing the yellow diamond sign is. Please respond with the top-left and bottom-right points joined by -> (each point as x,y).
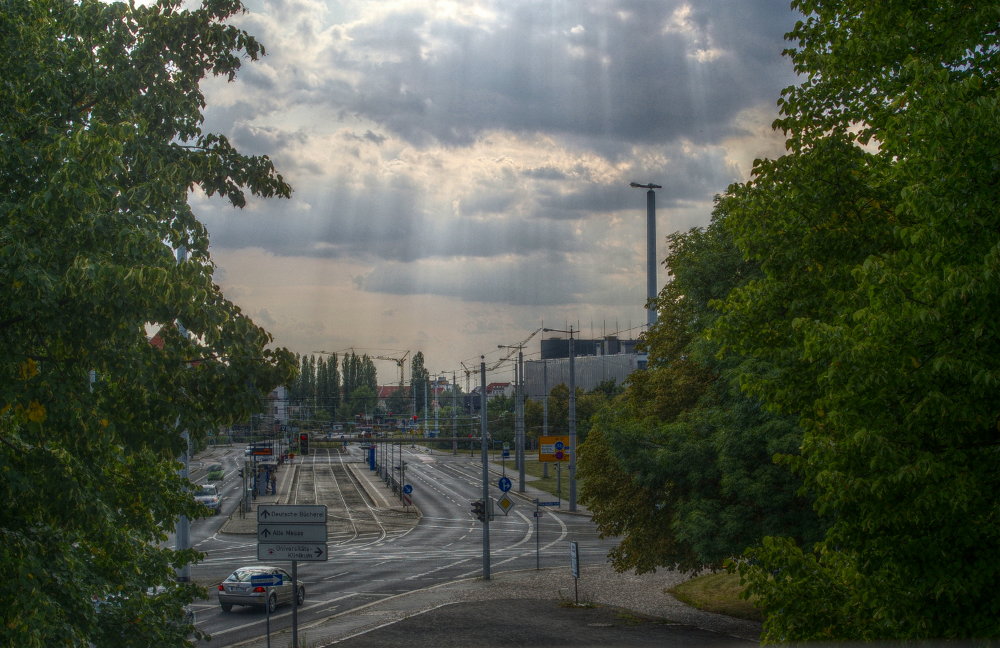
496,493 -> 514,515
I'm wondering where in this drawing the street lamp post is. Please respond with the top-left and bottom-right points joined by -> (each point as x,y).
542,326 -> 577,512
174,246 -> 191,583
630,182 -> 662,328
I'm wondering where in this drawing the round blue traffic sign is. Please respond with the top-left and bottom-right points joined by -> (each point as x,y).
554,441 -> 565,450
498,476 -> 512,492
403,484 -> 413,494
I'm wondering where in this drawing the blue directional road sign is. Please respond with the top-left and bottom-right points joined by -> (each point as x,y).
498,476 -> 512,492
250,573 -> 283,587
403,484 -> 413,494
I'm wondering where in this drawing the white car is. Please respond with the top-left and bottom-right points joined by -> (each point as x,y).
194,483 -> 221,514
218,566 -> 304,613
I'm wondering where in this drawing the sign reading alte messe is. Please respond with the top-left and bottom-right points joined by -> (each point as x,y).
256,504 -> 328,562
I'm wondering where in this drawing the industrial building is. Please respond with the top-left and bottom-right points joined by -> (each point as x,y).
523,336 -> 646,400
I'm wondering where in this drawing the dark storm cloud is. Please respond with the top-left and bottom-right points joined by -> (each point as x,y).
202,180 -> 587,263
523,166 -> 570,181
355,251 -> 621,307
316,0 -> 797,148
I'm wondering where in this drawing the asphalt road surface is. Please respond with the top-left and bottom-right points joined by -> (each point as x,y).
180,442 -> 641,647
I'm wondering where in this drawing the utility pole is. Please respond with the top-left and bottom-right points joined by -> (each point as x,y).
517,349 -> 524,492
542,359 -> 549,479
497,328 -> 541,493
568,328 -> 576,512
542,326 -> 577,511
480,356 -> 491,579
452,371 -> 458,455
175,246 -> 191,583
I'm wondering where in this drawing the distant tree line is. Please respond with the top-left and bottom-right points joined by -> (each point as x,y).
288,351 -> 378,422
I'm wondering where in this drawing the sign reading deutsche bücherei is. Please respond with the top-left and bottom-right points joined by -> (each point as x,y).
257,504 -> 327,524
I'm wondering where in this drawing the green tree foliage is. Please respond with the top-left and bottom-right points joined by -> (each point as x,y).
543,383 -> 606,445
410,351 -> 429,418
320,353 -> 340,419
0,0 -> 294,645
717,1 -> 1000,640
487,394 -> 515,444
578,212 -> 821,574
342,352 -> 377,418
289,353 -> 340,421
524,397 -> 544,445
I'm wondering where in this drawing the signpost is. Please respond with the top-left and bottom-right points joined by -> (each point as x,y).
249,571 -> 284,648
257,505 -> 327,523
256,505 -> 327,648
257,543 -> 327,561
569,541 -> 580,604
257,524 -> 327,543
496,492 -> 514,515
538,435 -> 570,463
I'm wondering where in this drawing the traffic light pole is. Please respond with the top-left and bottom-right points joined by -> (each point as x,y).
480,356 -> 491,580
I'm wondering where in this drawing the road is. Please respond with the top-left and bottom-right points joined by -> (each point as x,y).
180,442 -> 616,647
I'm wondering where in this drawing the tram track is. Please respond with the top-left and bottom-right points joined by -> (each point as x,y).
287,447 -> 412,549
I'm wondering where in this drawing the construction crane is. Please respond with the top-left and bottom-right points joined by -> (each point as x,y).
460,360 -> 474,393
373,351 -> 410,391
493,326 -> 543,367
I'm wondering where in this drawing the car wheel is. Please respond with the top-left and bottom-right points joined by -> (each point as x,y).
296,586 -> 305,605
267,594 -> 277,614
220,603 -> 233,613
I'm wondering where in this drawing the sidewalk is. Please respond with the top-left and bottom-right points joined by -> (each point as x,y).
234,564 -> 760,647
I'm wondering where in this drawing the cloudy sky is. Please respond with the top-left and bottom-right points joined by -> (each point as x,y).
190,0 -> 799,384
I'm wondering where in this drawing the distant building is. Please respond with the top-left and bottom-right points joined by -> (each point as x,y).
523,354 -> 644,400
539,335 -> 638,360
265,386 -> 288,424
463,382 -> 512,412
487,382 -> 513,399
376,385 -> 412,414
525,335 -> 646,400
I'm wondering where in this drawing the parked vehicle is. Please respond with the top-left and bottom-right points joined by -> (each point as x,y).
217,566 -> 304,613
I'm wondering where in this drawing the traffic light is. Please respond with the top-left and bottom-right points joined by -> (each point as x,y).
471,500 -> 486,522
299,433 -> 309,455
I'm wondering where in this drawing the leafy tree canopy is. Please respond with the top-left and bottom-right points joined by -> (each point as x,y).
717,0 -> 1000,640
0,0 -> 294,645
579,208 -> 821,574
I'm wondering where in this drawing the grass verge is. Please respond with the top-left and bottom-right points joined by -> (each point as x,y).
668,572 -> 762,622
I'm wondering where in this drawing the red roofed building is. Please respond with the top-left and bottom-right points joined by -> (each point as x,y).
486,382 -> 512,399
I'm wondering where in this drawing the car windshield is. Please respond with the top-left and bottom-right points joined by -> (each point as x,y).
196,485 -> 216,496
